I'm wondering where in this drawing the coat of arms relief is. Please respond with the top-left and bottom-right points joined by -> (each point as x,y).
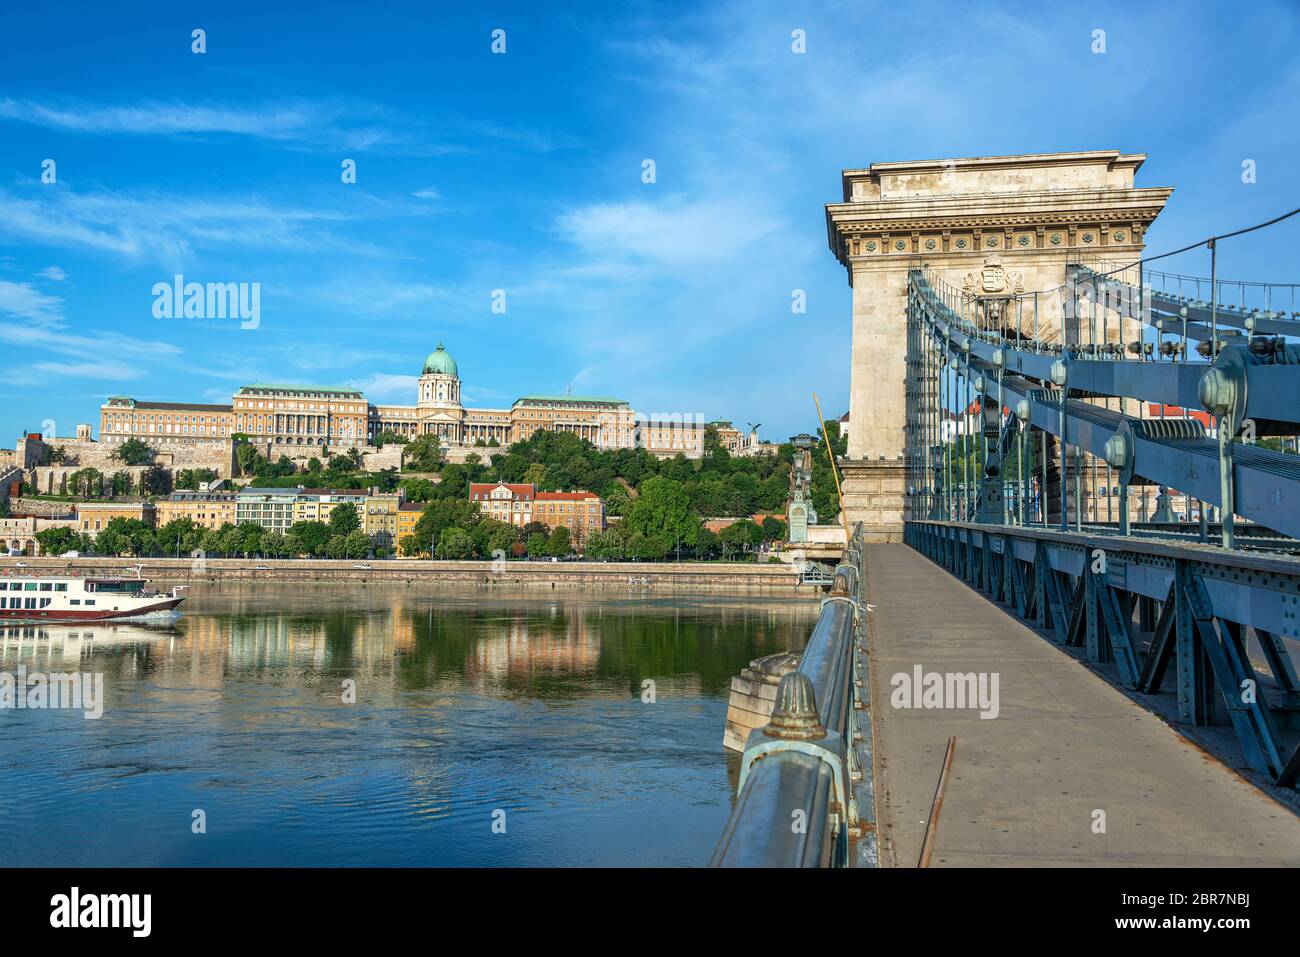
961,257 -> 1024,299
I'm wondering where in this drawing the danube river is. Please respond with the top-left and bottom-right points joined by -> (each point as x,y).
0,584 -> 816,866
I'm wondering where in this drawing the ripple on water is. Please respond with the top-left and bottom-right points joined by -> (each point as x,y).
1,585 -> 815,866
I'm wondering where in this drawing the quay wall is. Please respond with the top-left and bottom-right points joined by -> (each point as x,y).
0,557 -> 807,592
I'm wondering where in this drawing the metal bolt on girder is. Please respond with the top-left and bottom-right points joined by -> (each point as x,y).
763,672 -> 825,740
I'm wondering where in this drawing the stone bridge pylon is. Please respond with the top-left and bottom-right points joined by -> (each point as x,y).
824,150 -> 1172,541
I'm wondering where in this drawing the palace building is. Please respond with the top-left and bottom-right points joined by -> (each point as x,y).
98,342 -> 747,459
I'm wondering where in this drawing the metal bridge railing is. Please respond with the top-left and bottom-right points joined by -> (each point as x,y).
711,522 -> 875,867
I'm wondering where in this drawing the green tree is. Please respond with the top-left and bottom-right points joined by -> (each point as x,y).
372,431 -> 408,448
96,517 -> 154,556
761,516 -> 787,543
810,421 -> 848,524
141,464 -> 172,496
413,499 -> 481,554
343,529 -> 371,558
602,484 -> 631,517
110,438 -> 155,466
235,442 -> 262,476
436,527 -> 475,559
326,535 -> 347,559
156,518 -> 204,557
36,526 -> 83,556
287,520 -> 331,557
328,502 -> 360,536
523,462 -> 547,488
625,475 -> 700,559
237,521 -> 264,557
472,518 -> 517,559
262,531 -> 288,557
68,467 -> 104,498
545,524 -> 571,557
525,532 -> 547,558
400,478 -> 436,502
399,534 -> 421,558
403,434 -> 443,471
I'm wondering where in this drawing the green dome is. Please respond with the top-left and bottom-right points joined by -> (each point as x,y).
422,342 -> 458,377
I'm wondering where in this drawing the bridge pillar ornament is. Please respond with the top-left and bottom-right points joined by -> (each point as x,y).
825,151 -> 1171,541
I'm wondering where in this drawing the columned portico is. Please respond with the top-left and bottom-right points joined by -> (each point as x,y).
825,150 -> 1171,541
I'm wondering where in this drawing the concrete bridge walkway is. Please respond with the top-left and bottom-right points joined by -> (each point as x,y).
866,544 -> 1300,867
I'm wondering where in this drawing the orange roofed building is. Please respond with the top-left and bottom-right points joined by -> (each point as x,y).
469,482 -> 605,546
469,482 -> 536,527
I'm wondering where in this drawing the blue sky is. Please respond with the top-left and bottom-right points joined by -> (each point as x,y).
0,0 -> 1296,444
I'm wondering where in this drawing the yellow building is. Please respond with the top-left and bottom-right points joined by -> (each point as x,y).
532,491 -> 605,547
77,501 -> 156,535
100,397 -> 233,448
155,491 -> 237,530
637,416 -> 706,457
362,493 -> 401,547
291,489 -> 370,526
395,502 -> 425,552
0,516 -> 79,556
233,384 -> 368,448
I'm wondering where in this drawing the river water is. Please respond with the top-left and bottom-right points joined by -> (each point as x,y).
0,584 -> 815,866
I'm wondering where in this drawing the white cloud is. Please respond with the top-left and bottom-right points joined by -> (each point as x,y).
412,187 -> 440,201
28,359 -> 141,381
0,184 -> 395,264
37,266 -> 66,282
554,196 -> 783,271
0,97 -> 569,158
0,279 -> 64,324
0,98 -> 399,153
346,372 -> 418,403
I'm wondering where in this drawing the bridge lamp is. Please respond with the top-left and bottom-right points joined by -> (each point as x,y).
1104,425 -> 1137,536
1050,361 -> 1068,387
1014,400 -> 1031,526
973,375 -> 985,393
992,348 -> 1005,368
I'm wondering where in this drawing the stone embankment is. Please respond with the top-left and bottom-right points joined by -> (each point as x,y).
0,556 -> 812,592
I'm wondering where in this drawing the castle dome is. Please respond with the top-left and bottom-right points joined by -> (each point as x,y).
422,343 -> 458,377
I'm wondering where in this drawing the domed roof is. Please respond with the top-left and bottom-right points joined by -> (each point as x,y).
422,343 -> 458,377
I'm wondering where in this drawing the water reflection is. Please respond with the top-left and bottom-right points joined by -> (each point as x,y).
0,584 -> 814,867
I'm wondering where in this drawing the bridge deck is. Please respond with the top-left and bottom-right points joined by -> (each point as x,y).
866,544 -> 1300,867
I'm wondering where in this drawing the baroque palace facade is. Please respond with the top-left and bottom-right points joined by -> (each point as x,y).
97,343 -> 750,458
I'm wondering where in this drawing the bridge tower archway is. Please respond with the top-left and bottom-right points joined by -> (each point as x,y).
825,151 -> 1170,541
